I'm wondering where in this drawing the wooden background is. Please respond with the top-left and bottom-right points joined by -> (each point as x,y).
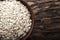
23,0 -> 60,40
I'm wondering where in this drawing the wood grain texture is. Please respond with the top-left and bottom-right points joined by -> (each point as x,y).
22,0 -> 60,40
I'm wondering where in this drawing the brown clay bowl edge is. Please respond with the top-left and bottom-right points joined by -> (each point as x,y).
17,0 -> 34,40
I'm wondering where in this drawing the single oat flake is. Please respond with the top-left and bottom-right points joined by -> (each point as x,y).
0,0 -> 32,40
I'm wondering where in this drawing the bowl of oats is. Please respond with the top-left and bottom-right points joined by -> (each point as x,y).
0,0 -> 34,40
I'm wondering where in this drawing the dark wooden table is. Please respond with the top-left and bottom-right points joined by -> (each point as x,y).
23,0 -> 60,40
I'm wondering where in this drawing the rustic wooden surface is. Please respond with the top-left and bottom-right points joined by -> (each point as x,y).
23,0 -> 60,40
